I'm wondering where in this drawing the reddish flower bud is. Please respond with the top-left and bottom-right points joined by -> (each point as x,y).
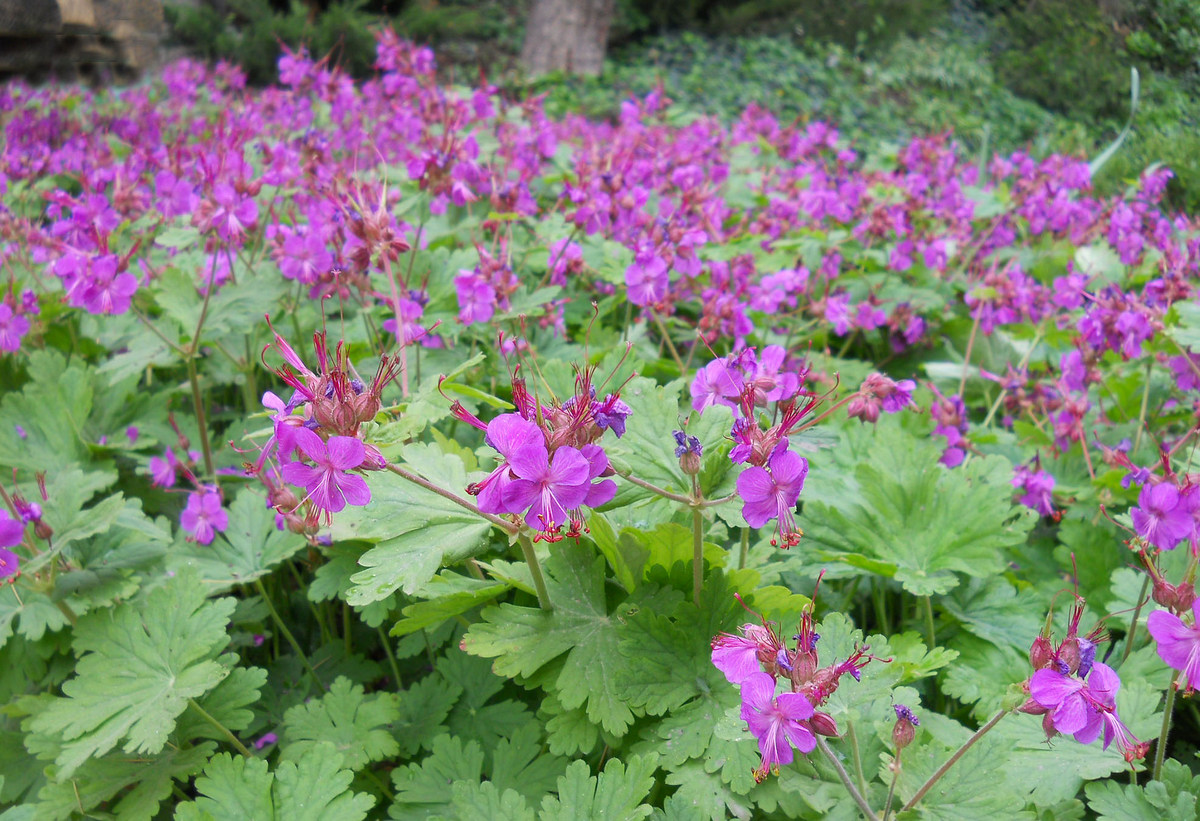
892,704 -> 919,751
809,710 -> 839,737
1029,634 -> 1054,670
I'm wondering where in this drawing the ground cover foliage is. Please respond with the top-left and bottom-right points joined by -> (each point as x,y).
4,28 -> 1200,820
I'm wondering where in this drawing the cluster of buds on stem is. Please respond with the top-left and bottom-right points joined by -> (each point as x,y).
710,583 -> 890,782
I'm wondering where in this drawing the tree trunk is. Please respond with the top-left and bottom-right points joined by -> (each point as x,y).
520,0 -> 614,77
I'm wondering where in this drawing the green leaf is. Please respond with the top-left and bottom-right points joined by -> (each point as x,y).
462,542 -> 676,736
539,754 -> 659,821
391,734 -> 485,812
29,571 -> 235,777
281,677 -> 400,771
168,490 -> 306,590
34,744 -> 214,821
335,443 -> 494,604
0,350 -> 96,472
391,573 -> 510,637
394,675 -> 462,758
177,662 -> 267,743
431,782 -> 535,821
176,745 -> 375,821
801,424 -> 1034,595
489,722 -> 569,802
1086,759 -> 1200,821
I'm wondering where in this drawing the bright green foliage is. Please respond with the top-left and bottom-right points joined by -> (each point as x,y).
175,745 -> 375,821
34,745 -> 214,821
28,571 -> 236,778
333,443 -> 493,604
393,675 -> 463,758
802,424 -> 1036,595
391,573 -> 510,637
463,541 -> 679,736
540,754 -> 659,821
280,677 -> 399,770
1086,759 -> 1200,820
391,734 -> 486,815
430,782 -> 535,821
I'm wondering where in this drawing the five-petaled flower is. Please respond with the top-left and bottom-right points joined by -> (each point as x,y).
180,489 -> 229,545
281,428 -> 371,519
739,671 -> 816,782
736,445 -> 808,547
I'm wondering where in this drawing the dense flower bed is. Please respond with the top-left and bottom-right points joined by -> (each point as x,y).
3,29 -> 1200,820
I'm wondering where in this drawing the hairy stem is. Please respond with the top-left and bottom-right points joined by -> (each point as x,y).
1154,671 -> 1181,781
738,527 -> 750,570
186,356 -> 216,479
901,709 -> 1009,812
1121,575 -> 1152,665
254,579 -> 326,693
385,462 -> 518,534
616,470 -> 693,505
189,698 -> 253,757
692,506 -> 704,608
377,626 -> 403,689
883,750 -> 901,821
517,532 -> 553,611
847,721 -> 869,798
815,736 -> 881,821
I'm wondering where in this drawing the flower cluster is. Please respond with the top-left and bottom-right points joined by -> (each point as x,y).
1022,598 -> 1147,762
458,365 -> 630,539
711,594 -> 885,781
253,321 -> 400,528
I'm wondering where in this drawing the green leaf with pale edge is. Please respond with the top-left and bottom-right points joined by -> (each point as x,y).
539,754 -> 658,821
281,676 -> 400,771
1086,759 -> 1200,820
462,541 -> 677,735
168,490 -> 306,590
801,424 -> 1034,595
29,571 -> 235,778
334,443 -> 493,604
175,745 -> 375,821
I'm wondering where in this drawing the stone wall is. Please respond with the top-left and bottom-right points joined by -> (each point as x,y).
0,0 -> 165,81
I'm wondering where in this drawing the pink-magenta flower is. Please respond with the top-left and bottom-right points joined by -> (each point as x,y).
1131,482 -> 1195,550
1148,600 -> 1200,694
470,413 -> 545,515
736,445 -> 808,547
0,304 -> 30,352
1029,661 -> 1136,753
281,428 -> 370,516
0,513 -> 19,581
502,444 -> 591,533
180,490 -> 229,545
712,623 -> 784,684
148,448 -> 180,488
739,672 -> 815,782
690,358 -> 742,414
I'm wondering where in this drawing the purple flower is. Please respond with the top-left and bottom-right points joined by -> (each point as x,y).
1131,482 -> 1195,550
180,490 -> 229,545
1029,662 -> 1127,748
125,426 -> 139,444
502,443 -> 591,533
0,545 -> 18,580
712,623 -> 781,684
0,511 -> 23,549
253,732 -> 278,750
739,672 -> 815,781
471,413 -> 546,515
1148,600 -> 1200,694
149,449 -> 180,488
1013,464 -> 1056,517
592,395 -> 632,438
625,251 -> 669,307
690,358 -> 742,414
736,445 -> 808,548
281,429 -> 371,516
0,304 -> 30,352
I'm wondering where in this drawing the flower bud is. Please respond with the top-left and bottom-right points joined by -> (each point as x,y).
892,704 -> 919,750
673,430 -> 703,475
1057,636 -> 1081,675
1152,578 -> 1197,614
809,710 -> 839,737
34,521 -> 53,541
1029,634 -> 1054,670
